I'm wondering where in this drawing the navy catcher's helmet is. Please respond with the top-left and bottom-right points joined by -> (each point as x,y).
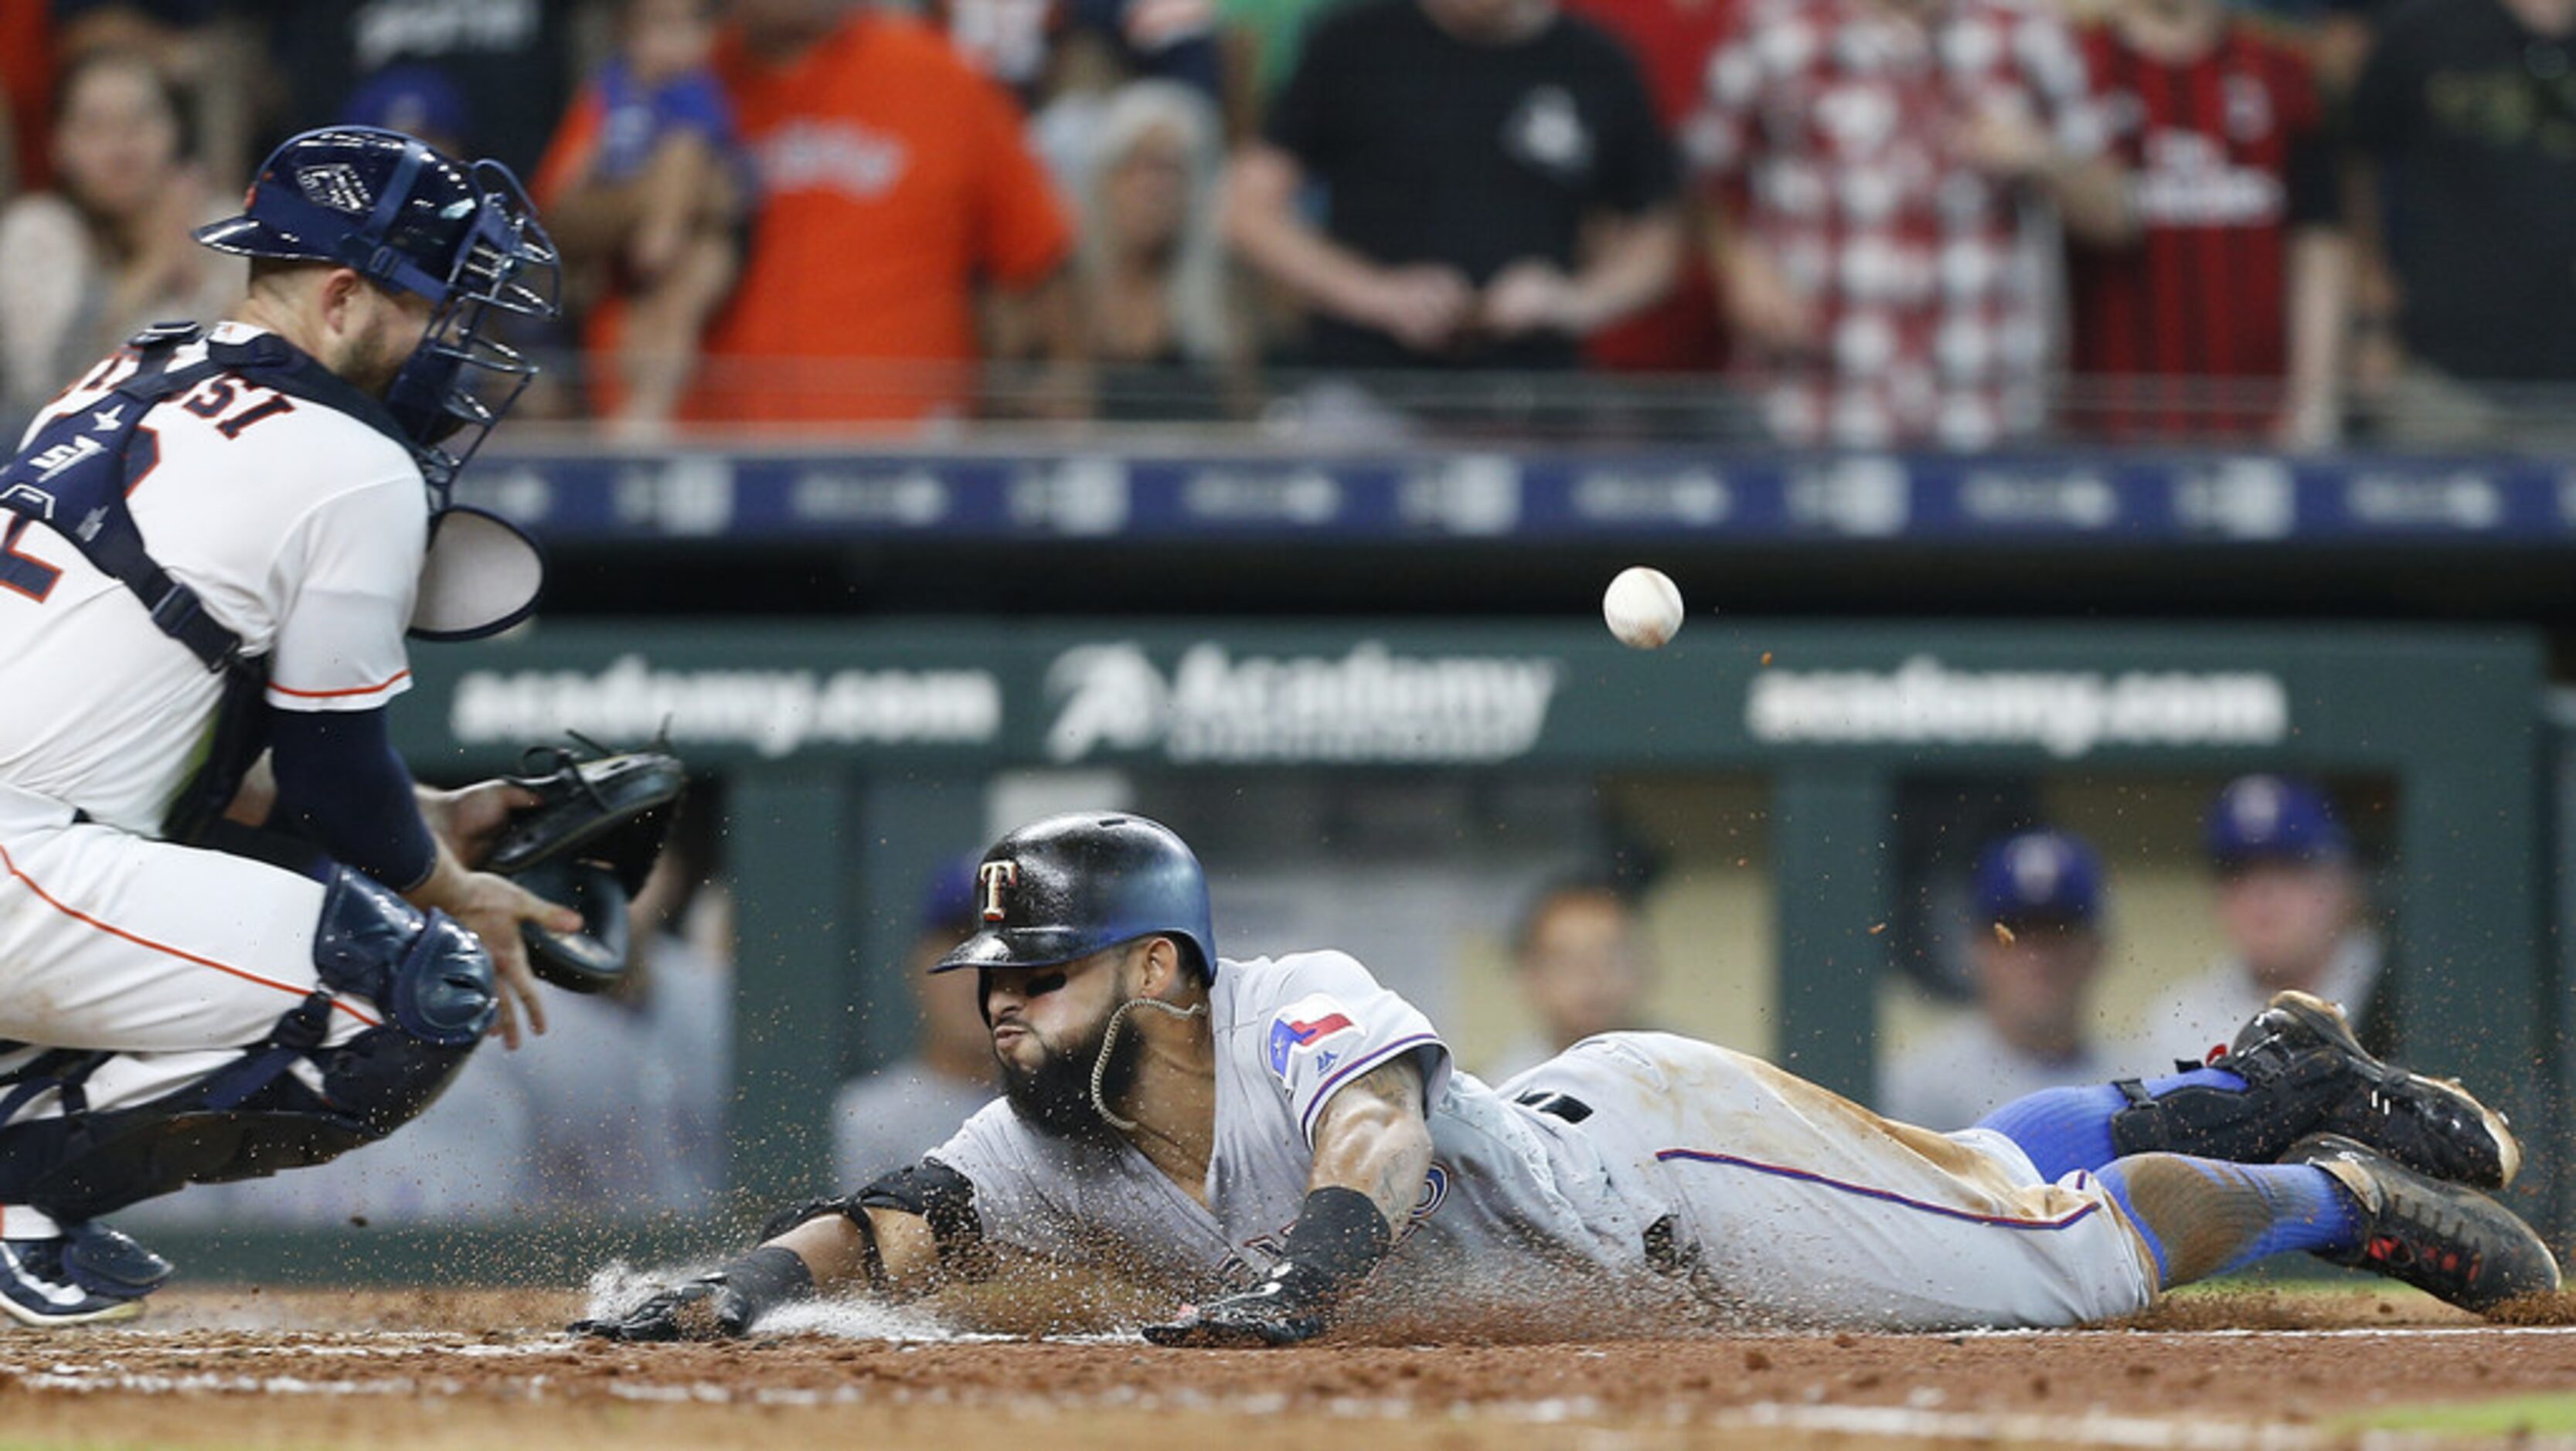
195,126 -> 560,498
934,814 -> 1217,980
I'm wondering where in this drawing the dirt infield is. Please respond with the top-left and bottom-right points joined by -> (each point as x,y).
6,1286 -> 2576,1449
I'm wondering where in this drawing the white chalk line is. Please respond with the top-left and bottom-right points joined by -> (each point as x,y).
9,1351 -> 2572,1450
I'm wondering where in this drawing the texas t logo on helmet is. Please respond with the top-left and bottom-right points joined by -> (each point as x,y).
978,861 -> 1019,922
935,814 -> 1218,980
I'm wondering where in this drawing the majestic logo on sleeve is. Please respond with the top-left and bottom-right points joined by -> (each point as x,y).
978,861 -> 1019,922
1268,993 -> 1364,1086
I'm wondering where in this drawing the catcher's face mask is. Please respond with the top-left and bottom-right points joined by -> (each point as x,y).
396,162 -> 556,642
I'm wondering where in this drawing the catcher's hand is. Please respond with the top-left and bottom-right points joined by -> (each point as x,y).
570,1278 -> 754,1343
485,736 -> 687,994
1142,1262 -> 1334,1348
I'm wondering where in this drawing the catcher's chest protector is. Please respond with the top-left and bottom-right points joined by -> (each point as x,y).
0,325 -> 424,843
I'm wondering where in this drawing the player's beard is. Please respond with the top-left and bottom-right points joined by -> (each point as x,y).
999,1004 -> 1145,1142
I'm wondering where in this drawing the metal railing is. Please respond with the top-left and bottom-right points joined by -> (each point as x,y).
527,355 -> 2576,455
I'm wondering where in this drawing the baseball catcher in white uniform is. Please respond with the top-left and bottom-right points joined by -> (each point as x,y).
0,126 -> 579,1326
583,812 -> 2555,1344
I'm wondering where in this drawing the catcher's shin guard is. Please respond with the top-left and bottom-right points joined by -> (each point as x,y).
0,1030 -> 478,1222
2109,991 -> 2518,1189
0,870 -> 491,1222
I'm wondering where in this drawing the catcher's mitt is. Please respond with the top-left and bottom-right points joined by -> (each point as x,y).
485,735 -> 688,994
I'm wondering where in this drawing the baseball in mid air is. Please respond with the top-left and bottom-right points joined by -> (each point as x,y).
1602,566 -> 1685,649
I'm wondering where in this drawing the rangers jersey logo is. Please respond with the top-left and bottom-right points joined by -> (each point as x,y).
1267,993 -> 1362,1084
1411,1163 -> 1448,1223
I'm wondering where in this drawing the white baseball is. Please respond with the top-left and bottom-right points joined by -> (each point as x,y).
1602,566 -> 1685,649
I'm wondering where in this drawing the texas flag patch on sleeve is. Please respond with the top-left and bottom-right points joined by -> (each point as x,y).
1268,992 -> 1365,1089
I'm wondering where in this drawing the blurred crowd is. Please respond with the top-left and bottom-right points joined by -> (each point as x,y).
2,0 -> 2571,448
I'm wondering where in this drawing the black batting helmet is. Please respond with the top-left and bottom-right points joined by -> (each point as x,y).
934,813 -> 1217,980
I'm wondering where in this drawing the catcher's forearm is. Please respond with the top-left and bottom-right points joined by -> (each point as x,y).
268,705 -> 436,889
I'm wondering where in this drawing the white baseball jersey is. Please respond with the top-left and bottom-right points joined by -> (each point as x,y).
0,321 -> 424,834
0,322 -> 422,1126
931,950 -> 2159,1330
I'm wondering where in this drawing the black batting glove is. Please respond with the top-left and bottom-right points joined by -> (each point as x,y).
1144,1186 -> 1393,1350
570,1246 -> 813,1342
1145,1258 -> 1339,1347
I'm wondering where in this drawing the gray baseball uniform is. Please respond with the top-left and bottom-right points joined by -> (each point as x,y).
931,949 -> 2158,1330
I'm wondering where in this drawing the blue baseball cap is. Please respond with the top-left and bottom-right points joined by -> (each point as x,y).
2205,775 -> 2348,868
1972,829 -> 2101,929
339,66 -> 471,151
919,852 -> 984,933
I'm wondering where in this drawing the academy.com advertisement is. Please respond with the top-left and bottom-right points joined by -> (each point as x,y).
438,634 -> 2290,766
448,654 -> 1006,758
1744,654 -> 2289,757
443,641 -> 1564,766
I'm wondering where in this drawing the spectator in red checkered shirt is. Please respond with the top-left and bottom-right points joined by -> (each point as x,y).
1696,0 -> 2135,447
2067,0 -> 2349,446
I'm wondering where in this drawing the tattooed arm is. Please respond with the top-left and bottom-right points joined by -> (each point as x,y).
1306,1056 -> 1434,1231
1143,1054 -> 1433,1347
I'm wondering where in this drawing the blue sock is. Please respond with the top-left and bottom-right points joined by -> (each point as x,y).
1975,1067 -> 2248,1182
2095,1157 -> 2358,1287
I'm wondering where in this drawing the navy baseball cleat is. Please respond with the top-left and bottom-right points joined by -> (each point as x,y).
2234,991 -> 2521,1190
0,1221 -> 171,1328
2292,1133 -> 2560,1315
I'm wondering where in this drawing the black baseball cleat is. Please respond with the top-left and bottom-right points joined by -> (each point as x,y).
2291,1133 -> 2561,1316
0,1222 -> 172,1329
2227,991 -> 2521,1190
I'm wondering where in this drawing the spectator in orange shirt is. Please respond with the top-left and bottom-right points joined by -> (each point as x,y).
691,0 -> 1084,428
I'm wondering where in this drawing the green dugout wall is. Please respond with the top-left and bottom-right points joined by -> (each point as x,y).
161,620 -> 2554,1280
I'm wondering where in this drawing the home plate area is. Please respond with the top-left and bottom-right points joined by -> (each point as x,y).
5,1286 -> 2576,1450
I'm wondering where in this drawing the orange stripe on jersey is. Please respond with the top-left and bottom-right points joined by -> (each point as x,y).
267,670 -> 412,701
0,841 -> 383,1029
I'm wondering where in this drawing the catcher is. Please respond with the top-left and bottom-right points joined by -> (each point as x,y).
0,124 -> 678,1327
584,812 -> 2557,1345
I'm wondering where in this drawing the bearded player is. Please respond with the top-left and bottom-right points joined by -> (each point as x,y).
0,127 -> 577,1327
584,813 -> 2554,1344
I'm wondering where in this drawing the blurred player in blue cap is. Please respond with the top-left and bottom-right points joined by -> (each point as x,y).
832,854 -> 1005,1181
1881,827 -> 2115,1130
2132,776 -> 2380,1066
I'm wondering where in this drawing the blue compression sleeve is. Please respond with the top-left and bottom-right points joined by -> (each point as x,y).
1976,1066 -> 2250,1182
267,705 -> 437,890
